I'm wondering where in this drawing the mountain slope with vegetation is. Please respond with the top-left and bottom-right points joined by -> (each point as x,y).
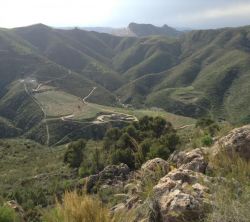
0,22 -> 250,222
0,23 -> 249,145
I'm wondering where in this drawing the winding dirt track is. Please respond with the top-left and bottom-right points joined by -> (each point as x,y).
176,124 -> 195,130
82,87 -> 97,103
22,71 -> 71,146
23,81 -> 50,146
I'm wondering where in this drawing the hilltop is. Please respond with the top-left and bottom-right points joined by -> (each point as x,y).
67,23 -> 183,37
128,22 -> 182,37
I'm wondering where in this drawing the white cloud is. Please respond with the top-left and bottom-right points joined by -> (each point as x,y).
0,0 -> 250,28
177,3 -> 250,25
204,4 -> 250,19
0,0 -> 118,27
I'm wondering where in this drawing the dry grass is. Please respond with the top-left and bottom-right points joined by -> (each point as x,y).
43,191 -> 112,222
204,151 -> 250,222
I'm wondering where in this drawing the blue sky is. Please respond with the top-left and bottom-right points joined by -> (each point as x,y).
1,0 -> 250,28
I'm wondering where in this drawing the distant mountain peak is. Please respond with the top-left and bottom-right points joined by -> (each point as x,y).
128,22 -> 182,37
14,23 -> 52,31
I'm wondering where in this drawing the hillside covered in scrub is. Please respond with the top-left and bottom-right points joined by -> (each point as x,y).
1,118 -> 250,222
0,21 -> 250,222
0,23 -> 250,144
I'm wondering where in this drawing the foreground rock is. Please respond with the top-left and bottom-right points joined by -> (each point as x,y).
141,158 -> 170,176
153,169 -> 211,222
86,125 -> 250,221
110,154 -> 211,222
111,159 -> 170,220
168,148 -> 209,173
212,124 -> 250,160
86,163 -> 130,193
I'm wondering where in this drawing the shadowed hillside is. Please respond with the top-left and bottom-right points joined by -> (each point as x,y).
0,23 -> 249,132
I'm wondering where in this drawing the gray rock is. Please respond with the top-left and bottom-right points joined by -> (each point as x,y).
169,148 -> 208,173
212,125 -> 250,160
141,158 -> 169,175
153,169 -> 211,222
86,163 -> 130,193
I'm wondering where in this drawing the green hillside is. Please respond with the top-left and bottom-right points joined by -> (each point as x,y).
115,26 -> 250,123
0,23 -> 249,143
13,24 -> 125,91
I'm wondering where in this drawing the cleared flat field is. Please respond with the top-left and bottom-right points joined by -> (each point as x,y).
35,89 -> 196,127
87,103 -> 196,127
35,90 -> 80,116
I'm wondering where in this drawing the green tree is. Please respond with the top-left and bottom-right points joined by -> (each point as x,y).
138,116 -> 153,131
147,143 -> 170,159
103,128 -> 121,150
125,125 -> 138,138
64,139 -> 86,168
160,133 -> 180,153
92,148 -> 103,173
111,149 -> 135,169
152,116 -> 167,137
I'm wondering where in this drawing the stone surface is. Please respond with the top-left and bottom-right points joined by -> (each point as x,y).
212,125 -> 250,160
153,169 -> 210,222
141,158 -> 169,174
86,163 -> 130,193
168,148 -> 208,173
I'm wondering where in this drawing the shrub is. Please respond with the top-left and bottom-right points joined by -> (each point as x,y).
0,205 -> 20,222
196,118 -> 220,136
240,115 -> 250,124
147,143 -> 170,160
201,135 -> 213,146
196,118 -> 215,128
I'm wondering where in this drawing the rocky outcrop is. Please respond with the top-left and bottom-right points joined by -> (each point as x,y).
168,148 -> 209,173
111,153 -> 211,222
141,158 -> 170,175
150,125 -> 250,221
111,159 -> 170,220
212,125 -> 250,160
152,169 -> 211,222
86,163 -> 130,193
88,125 -> 250,221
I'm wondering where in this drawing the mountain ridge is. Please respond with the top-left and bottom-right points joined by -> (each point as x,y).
0,23 -> 249,136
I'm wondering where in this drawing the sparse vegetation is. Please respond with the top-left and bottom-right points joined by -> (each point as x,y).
43,192 -> 112,222
0,21 -> 250,222
205,152 -> 250,222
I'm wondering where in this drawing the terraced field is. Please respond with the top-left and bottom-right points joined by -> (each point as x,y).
34,85 -> 195,128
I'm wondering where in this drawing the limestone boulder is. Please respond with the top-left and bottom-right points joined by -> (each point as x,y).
212,125 -> 250,160
153,169 -> 211,222
168,148 -> 208,173
141,158 -> 169,175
